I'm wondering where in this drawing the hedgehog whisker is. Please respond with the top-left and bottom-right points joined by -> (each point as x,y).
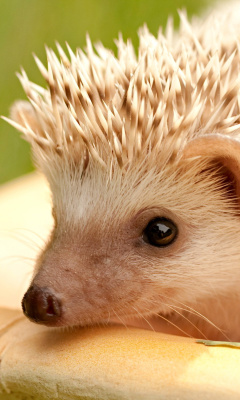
136,301 -> 193,337
0,255 -> 36,266
14,228 -> 47,246
14,232 -> 44,250
161,295 -> 231,341
151,309 -> 193,338
4,230 -> 43,252
106,311 -> 111,325
161,302 -> 208,340
112,309 -> 129,330
131,306 -> 155,332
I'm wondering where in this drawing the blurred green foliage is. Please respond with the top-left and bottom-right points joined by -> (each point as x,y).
0,0 -> 212,184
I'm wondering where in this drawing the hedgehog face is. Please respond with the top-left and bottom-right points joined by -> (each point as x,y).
21,159 -> 240,329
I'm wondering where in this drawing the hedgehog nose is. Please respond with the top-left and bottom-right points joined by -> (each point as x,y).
22,285 -> 62,324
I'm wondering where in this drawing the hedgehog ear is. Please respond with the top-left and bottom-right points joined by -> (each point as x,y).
10,100 -> 39,133
181,134 -> 240,198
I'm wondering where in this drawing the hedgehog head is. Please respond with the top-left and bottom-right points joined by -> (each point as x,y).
5,11 -> 240,337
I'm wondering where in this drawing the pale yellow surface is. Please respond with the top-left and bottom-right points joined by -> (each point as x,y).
0,311 -> 240,399
0,172 -> 53,309
0,173 -> 239,399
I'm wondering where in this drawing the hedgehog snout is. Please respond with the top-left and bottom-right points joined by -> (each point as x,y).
22,285 -> 62,325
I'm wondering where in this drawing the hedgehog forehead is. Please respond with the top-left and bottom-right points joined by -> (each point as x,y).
48,161 -> 175,229
47,157 -> 227,234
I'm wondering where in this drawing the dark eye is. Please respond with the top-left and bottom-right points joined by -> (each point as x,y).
142,217 -> 178,247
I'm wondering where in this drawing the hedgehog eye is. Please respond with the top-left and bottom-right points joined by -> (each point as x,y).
142,217 -> 178,247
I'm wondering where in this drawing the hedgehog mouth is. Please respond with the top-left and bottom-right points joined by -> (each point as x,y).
26,306 -> 176,331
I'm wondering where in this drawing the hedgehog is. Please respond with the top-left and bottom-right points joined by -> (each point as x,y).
4,4 -> 240,341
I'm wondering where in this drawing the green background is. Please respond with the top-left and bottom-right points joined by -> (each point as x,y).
0,0 -> 213,184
